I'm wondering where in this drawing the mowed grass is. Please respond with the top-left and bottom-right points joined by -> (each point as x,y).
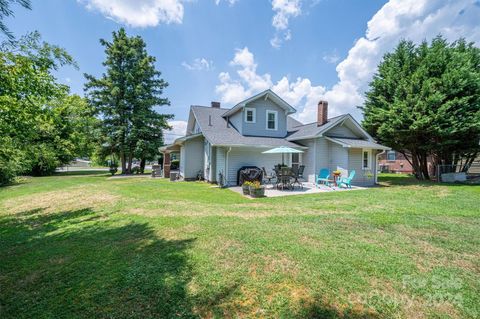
0,173 -> 479,318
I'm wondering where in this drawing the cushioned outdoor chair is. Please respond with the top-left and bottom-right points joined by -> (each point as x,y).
316,168 -> 330,187
337,170 -> 355,188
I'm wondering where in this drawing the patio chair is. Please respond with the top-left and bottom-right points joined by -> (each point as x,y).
316,168 -> 330,187
278,167 -> 293,190
337,170 -> 355,188
291,165 -> 305,189
262,167 -> 275,185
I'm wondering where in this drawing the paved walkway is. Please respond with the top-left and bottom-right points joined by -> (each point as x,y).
229,182 -> 366,198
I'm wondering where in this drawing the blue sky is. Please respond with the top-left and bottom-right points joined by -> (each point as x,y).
6,0 -> 480,142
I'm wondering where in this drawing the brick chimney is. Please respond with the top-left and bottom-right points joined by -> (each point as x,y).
211,101 -> 221,108
317,100 -> 328,126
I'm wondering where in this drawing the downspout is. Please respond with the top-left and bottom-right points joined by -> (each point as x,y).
225,147 -> 232,187
375,150 -> 386,184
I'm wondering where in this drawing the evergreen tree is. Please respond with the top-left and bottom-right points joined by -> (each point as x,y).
84,28 -> 172,174
362,36 -> 480,179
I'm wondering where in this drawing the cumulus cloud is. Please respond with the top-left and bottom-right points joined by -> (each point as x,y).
217,0 -> 480,123
163,120 -> 187,144
316,0 -> 480,120
215,47 -> 326,123
181,58 -> 213,71
270,0 -> 301,48
78,0 -> 184,27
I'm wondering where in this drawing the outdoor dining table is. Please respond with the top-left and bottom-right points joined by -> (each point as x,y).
274,167 -> 294,190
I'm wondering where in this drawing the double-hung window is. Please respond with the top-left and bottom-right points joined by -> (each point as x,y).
244,107 -> 256,123
362,149 -> 371,170
266,110 -> 277,130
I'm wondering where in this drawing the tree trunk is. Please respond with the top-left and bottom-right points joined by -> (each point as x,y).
127,153 -> 133,174
120,151 -> 127,174
140,158 -> 146,174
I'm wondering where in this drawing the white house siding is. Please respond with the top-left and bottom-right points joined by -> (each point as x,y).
203,140 -> 212,181
179,146 -> 185,177
327,124 -> 358,138
348,148 -> 375,186
183,136 -> 204,179
215,147 -> 226,184
301,139 -> 316,182
225,147 -> 283,185
329,141 -> 349,174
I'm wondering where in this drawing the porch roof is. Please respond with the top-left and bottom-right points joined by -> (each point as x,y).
325,137 -> 390,150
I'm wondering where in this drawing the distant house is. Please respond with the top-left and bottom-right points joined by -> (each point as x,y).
161,89 -> 389,186
378,151 -> 414,173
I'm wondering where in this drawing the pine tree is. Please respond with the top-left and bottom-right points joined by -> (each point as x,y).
85,28 -> 172,174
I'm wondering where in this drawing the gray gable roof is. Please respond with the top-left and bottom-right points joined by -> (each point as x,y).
326,137 -> 390,150
191,106 -> 305,148
286,115 -> 348,141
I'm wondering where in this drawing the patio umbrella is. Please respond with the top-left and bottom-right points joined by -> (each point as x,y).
262,146 -> 304,165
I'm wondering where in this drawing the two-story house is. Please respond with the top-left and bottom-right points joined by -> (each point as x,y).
161,89 -> 389,186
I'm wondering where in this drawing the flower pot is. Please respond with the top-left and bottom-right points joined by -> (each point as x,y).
249,186 -> 265,198
242,184 -> 250,195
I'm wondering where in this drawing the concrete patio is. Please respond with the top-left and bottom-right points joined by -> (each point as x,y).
229,182 -> 366,198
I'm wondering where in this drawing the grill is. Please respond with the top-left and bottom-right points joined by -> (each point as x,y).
237,166 -> 263,186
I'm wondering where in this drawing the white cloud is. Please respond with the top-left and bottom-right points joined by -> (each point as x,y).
181,58 -> 213,71
78,0 -> 184,27
216,47 -> 326,122
322,51 -> 340,64
270,0 -> 301,48
215,0 -> 239,5
217,0 -> 480,123
163,120 -> 187,144
314,0 -> 480,120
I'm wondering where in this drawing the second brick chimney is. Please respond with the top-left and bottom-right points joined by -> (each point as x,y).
211,101 -> 221,108
317,100 -> 328,126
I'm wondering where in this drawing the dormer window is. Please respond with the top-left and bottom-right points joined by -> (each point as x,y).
266,110 -> 277,130
245,107 -> 256,123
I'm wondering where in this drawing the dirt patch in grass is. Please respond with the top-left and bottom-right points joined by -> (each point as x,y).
1,186 -> 119,215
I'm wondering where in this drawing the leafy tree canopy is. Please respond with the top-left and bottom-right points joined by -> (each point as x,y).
362,36 -> 480,179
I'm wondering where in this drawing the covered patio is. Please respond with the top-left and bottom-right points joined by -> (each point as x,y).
228,182 -> 367,198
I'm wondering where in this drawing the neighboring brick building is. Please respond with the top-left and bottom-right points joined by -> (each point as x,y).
378,150 -> 414,173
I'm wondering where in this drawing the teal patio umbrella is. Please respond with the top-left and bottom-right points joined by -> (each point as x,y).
262,146 -> 304,166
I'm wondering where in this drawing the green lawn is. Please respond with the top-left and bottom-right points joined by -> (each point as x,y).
1,173 -> 479,318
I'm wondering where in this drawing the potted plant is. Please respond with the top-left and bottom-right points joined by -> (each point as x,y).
248,181 -> 265,198
242,181 -> 252,195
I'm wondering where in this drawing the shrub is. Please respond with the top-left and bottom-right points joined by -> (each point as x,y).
170,159 -> 179,170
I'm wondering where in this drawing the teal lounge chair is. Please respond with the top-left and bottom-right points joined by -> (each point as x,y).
337,170 -> 355,188
316,168 -> 330,187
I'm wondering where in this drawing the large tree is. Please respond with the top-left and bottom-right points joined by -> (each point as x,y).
362,36 -> 480,180
0,32 -> 97,183
84,28 -> 172,174
0,0 -> 31,40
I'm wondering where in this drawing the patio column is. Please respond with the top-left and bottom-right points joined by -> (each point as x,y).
163,151 -> 171,178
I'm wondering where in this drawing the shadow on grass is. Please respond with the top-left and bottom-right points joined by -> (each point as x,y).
0,207 -> 197,318
53,170 -> 110,177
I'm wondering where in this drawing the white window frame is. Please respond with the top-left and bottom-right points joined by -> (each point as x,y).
362,149 -> 371,170
265,110 -> 278,131
244,107 -> 256,123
